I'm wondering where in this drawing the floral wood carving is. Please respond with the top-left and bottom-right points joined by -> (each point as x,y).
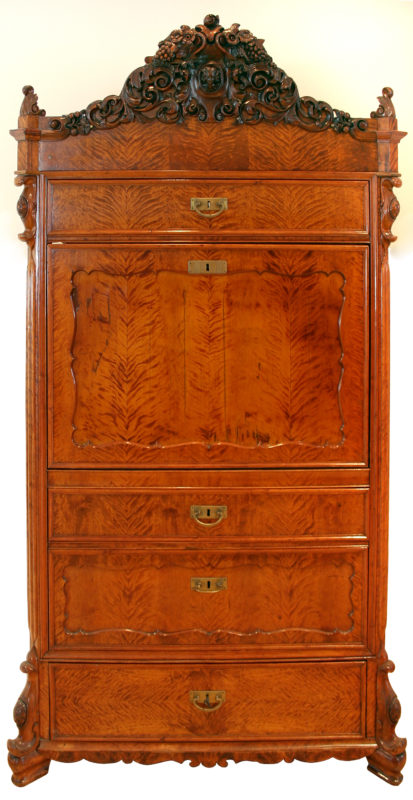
367,653 -> 406,785
48,14 -> 370,137
20,85 -> 45,117
7,648 -> 51,786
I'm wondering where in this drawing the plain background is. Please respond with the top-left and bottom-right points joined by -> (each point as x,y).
0,0 -> 412,797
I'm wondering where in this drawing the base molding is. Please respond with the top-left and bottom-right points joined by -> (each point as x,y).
37,740 -> 377,769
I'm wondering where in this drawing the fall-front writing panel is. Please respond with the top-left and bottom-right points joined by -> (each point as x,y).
48,244 -> 368,467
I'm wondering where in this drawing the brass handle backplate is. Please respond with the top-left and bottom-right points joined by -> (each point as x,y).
190,197 -> 228,218
190,690 -> 226,712
191,577 -> 228,593
190,505 -> 227,527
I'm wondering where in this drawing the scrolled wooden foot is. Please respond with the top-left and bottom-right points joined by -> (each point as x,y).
8,751 -> 50,787
7,647 -> 50,787
367,654 -> 406,785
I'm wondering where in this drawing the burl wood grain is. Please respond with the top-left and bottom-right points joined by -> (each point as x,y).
50,661 -> 366,740
49,487 -> 367,540
47,179 -> 369,238
49,548 -> 367,647
48,245 -> 368,467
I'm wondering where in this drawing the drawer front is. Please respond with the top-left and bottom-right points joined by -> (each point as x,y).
49,487 -> 368,541
50,660 -> 366,740
48,244 -> 368,468
47,179 -> 369,238
50,548 -> 367,648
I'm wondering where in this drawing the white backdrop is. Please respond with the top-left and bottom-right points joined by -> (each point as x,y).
0,1 -> 412,797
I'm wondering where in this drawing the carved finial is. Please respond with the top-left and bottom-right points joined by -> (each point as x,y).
203,13 -> 220,28
20,86 -> 45,117
370,87 -> 395,119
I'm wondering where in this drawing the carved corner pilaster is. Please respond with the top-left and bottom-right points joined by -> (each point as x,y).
367,654 -> 407,785
380,176 -> 402,264
7,648 -> 50,786
15,174 -> 37,252
19,85 -> 45,117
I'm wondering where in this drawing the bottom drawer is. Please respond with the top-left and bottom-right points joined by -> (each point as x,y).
50,661 -> 366,741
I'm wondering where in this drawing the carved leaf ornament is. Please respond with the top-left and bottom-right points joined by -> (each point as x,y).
48,14 -> 370,137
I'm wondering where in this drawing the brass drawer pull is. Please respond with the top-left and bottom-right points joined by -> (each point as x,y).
190,690 -> 226,712
190,504 -> 227,527
190,197 -> 228,218
191,576 -> 228,593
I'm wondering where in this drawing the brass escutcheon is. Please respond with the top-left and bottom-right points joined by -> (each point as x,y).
191,577 -> 228,593
188,260 -> 227,274
190,690 -> 226,712
190,197 -> 228,218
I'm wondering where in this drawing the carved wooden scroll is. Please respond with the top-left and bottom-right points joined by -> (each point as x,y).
7,648 -> 50,787
47,14 -> 370,137
367,655 -> 406,785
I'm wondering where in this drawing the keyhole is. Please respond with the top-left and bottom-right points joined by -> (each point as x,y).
207,508 -> 211,516
205,693 -> 210,707
206,263 -> 210,272
207,580 -> 211,589
207,200 -> 211,209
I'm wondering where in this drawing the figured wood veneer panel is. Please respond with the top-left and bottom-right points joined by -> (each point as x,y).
48,245 -> 368,467
47,179 -> 368,236
49,489 -> 367,539
50,661 -> 365,739
38,117 -> 378,172
50,549 -> 367,647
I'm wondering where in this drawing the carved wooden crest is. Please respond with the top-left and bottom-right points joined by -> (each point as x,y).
48,14 -> 370,137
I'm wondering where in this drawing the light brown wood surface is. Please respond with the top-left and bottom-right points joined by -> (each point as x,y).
8,13 -> 407,788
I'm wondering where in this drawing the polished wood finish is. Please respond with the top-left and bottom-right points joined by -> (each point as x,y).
50,661 -> 366,740
48,244 -> 368,467
9,13 -> 406,787
47,179 -> 369,237
49,486 -> 368,540
49,547 -> 367,648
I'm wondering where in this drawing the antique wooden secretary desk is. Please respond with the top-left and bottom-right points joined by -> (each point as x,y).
8,13 -> 407,787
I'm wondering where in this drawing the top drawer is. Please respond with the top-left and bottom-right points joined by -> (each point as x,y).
47,179 -> 369,239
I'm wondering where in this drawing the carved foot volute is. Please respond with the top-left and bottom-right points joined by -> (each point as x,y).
367,655 -> 406,785
7,647 -> 50,786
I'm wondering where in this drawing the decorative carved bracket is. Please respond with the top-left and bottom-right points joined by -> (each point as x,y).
7,648 -> 50,786
47,14 -> 371,138
380,176 -> 402,263
15,175 -> 37,251
367,653 -> 406,785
